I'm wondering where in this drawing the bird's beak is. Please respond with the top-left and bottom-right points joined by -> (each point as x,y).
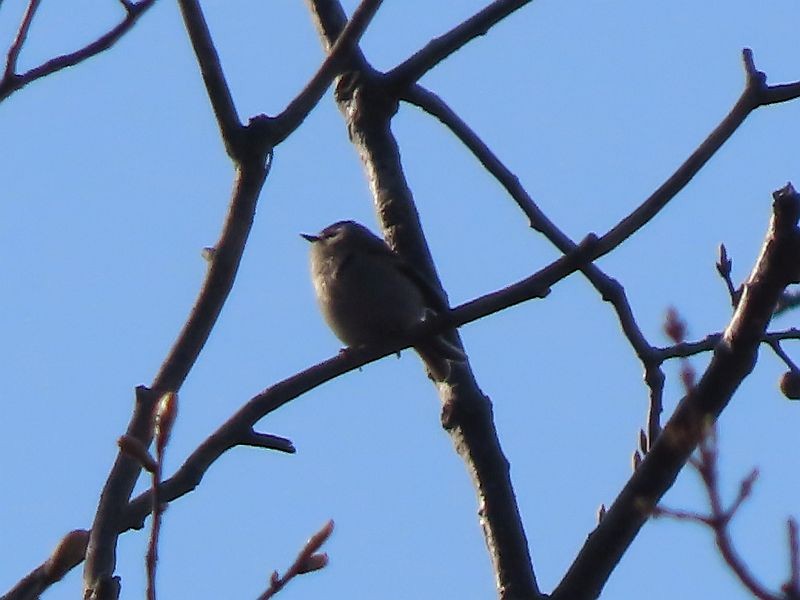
300,233 -> 319,243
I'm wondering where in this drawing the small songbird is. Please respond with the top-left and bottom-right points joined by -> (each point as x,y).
301,220 -> 465,381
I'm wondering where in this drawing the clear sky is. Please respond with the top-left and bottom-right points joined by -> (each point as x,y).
2,1 -> 800,599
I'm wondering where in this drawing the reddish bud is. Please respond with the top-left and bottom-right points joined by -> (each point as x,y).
297,553 -> 329,574
664,307 -> 687,343
154,392 -> 178,456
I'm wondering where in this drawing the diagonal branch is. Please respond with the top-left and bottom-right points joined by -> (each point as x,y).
82,4 -> 274,592
176,0 -> 243,155
0,0 -> 156,102
552,184 -> 800,600
386,0 -> 533,87
599,49 -> 800,253
3,0 -> 41,80
402,83 -> 666,442
43,3 -> 384,598
82,156 -> 272,600
401,51 -> 800,447
270,0 -> 385,144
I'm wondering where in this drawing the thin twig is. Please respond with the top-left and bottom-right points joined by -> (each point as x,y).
655,429 -> 776,600
176,0 -> 242,154
387,0 -> 533,87
598,50 -> 800,255
402,83 -> 666,443
3,0 -> 41,80
766,338 -> 800,373
716,244 -> 740,308
656,328 -> 800,362
82,13 -> 275,587
787,519 -> 800,598
271,0 -> 385,143
774,290 -> 800,316
1,530 -> 90,600
256,521 -> 334,600
0,0 -> 156,102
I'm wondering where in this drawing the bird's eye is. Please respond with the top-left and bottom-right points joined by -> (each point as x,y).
323,227 -> 345,240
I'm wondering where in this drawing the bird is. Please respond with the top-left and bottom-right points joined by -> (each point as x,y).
301,220 -> 465,381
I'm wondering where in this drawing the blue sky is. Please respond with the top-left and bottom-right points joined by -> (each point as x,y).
2,1 -> 800,598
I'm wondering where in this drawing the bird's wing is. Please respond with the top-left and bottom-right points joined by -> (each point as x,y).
392,255 -> 449,312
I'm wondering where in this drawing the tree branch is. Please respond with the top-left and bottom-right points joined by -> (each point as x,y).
82,154 -> 272,600
654,428 -> 778,600
599,49 -> 800,254
386,0 -> 533,87
176,0 -> 243,155
1,530 -> 89,600
402,83 -> 666,444
81,9 -> 275,587
552,184 -> 800,600
270,0 -> 385,144
5,229 -> 600,592
0,0 -> 156,102
3,0 -> 41,81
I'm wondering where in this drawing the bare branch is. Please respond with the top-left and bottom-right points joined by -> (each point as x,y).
257,521 -> 334,600
774,289 -> 800,316
655,429 -> 777,600
787,519 -> 800,598
82,386 -> 160,600
716,243 -> 740,308
552,184 -> 800,600
599,50 -> 800,254
402,83 -> 667,442
1,530 -> 90,600
84,157 -> 272,599
271,0 -> 385,144
0,0 -> 157,102
767,338 -> 800,373
78,11 -> 276,585
387,0 -> 533,87
3,0 -> 41,80
176,0 -> 243,154
657,328 -> 800,362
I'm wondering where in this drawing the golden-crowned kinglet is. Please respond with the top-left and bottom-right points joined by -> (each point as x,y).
301,220 -> 465,381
